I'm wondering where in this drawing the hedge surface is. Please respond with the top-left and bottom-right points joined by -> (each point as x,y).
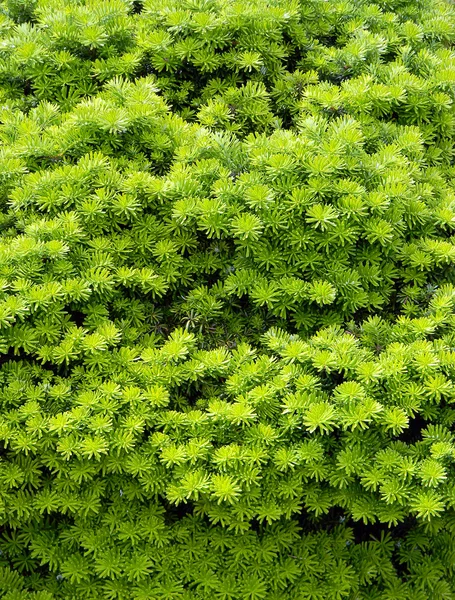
1,0 -> 455,598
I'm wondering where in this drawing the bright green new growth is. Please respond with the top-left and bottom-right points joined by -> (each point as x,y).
1,0 -> 455,598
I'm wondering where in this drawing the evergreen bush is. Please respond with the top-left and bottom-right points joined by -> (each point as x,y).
1,0 -> 455,597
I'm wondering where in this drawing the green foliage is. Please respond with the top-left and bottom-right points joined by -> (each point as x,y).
1,0 -> 455,597
1,289 -> 455,597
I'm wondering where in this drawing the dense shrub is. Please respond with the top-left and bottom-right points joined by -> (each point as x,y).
1,0 -> 455,598
3,285 -> 455,598
2,84 -> 455,345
